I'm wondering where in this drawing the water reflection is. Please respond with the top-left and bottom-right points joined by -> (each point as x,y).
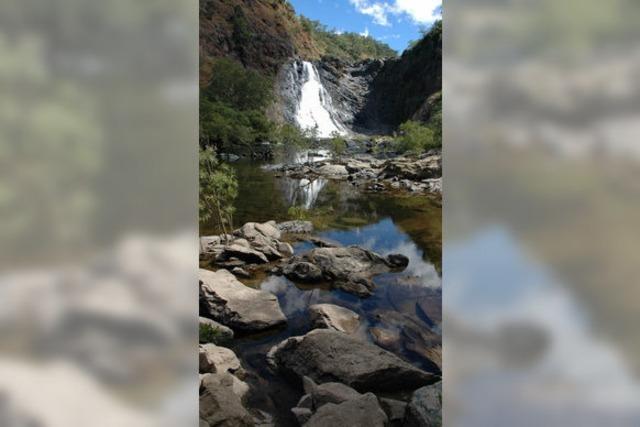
445,227 -> 640,426
280,177 -> 327,209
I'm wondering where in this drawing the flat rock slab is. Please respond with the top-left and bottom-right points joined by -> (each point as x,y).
199,269 -> 286,332
268,329 -> 437,393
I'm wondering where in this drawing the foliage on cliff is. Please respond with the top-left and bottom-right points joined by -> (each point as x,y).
298,16 -> 396,62
200,0 -> 396,82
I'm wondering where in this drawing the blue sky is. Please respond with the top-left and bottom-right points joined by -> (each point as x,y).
289,0 -> 442,53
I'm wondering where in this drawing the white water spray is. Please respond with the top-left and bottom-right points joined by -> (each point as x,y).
295,61 -> 347,138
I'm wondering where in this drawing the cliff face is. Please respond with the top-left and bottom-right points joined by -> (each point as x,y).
199,0 -> 319,82
354,23 -> 442,132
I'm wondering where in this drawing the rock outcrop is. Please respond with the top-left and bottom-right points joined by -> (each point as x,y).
281,246 -> 409,297
200,220 -> 304,272
199,268 -> 286,332
268,329 -> 437,393
274,151 -> 442,195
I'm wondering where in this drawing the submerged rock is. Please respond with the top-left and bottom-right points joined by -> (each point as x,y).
199,269 -> 286,332
281,246 -> 409,297
268,329 -> 437,393
309,304 -> 360,334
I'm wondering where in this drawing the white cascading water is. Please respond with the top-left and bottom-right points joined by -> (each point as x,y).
295,61 -> 347,138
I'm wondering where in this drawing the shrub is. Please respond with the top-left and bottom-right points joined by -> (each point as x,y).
395,120 -> 437,154
329,132 -> 347,157
288,205 -> 309,220
199,323 -> 224,344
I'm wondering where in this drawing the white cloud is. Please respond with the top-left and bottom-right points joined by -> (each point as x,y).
391,0 -> 442,24
350,0 -> 391,26
360,27 -> 370,37
349,0 -> 442,27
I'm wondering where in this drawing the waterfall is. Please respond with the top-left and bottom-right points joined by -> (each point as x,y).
295,61 -> 347,138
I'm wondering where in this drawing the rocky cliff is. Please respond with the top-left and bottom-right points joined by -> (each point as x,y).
355,22 -> 442,131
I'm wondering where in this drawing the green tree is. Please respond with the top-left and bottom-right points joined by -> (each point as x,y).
329,132 -> 347,158
396,120 -> 436,154
199,147 -> 238,237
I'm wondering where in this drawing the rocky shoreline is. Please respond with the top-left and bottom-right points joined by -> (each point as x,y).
199,220 -> 442,426
273,150 -> 442,195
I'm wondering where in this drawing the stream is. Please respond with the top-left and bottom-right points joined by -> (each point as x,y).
201,149 -> 442,425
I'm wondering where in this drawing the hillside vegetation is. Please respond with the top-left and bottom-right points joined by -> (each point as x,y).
299,16 -> 396,62
200,0 -> 395,81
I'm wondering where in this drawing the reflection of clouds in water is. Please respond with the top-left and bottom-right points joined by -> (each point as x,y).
386,241 -> 440,289
322,218 -> 440,289
260,275 -> 312,317
447,228 -> 640,425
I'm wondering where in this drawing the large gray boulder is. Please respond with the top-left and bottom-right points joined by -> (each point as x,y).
404,382 -> 442,427
199,269 -> 286,332
304,393 -> 388,427
281,246 -> 409,297
199,372 -> 253,427
268,329 -> 437,393
309,304 -> 360,334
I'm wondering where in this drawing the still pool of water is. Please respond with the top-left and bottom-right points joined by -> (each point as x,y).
201,158 -> 442,425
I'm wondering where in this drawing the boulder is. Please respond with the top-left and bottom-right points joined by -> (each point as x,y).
199,372 -> 252,427
231,267 -> 251,278
199,269 -> 286,332
309,304 -> 360,334
268,329 -> 437,393
199,343 -> 242,375
317,164 -> 348,178
304,393 -> 388,427
380,154 -> 441,181
404,382 -> 442,427
277,220 -> 314,234
386,253 -> 410,268
304,377 -> 362,408
199,316 -> 234,342
277,242 -> 294,257
218,244 -> 269,264
281,246 -> 409,297
379,398 -> 408,425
